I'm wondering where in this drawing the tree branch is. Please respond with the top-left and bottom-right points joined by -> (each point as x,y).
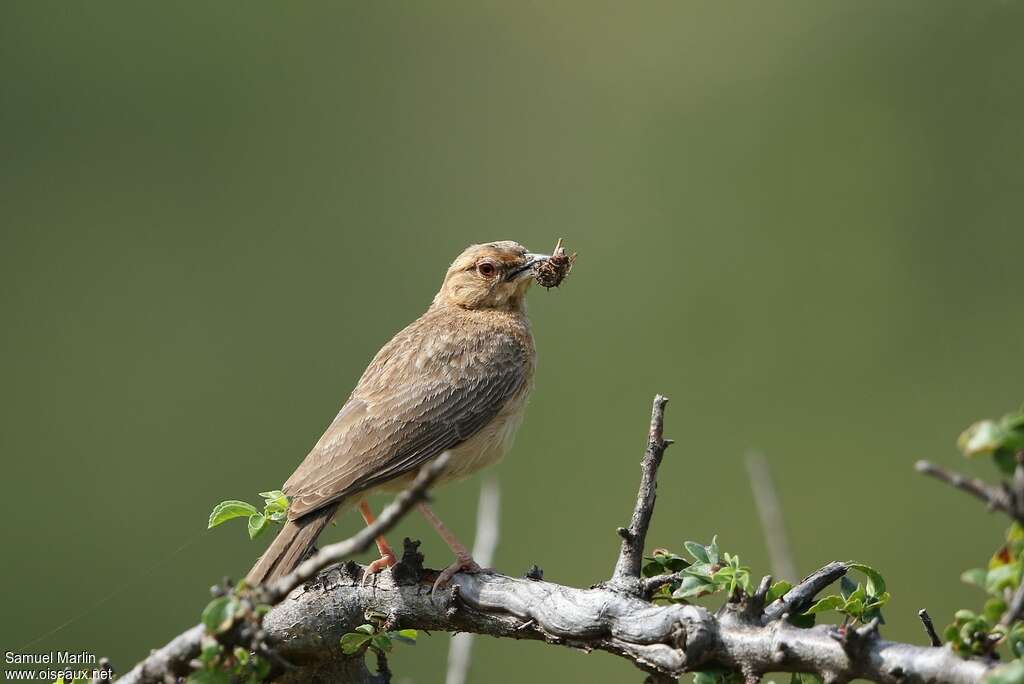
119,398 -> 998,684
763,562 -> 849,622
915,460 -> 1016,519
262,560 -> 990,684
118,453 -> 451,684
609,394 -> 672,592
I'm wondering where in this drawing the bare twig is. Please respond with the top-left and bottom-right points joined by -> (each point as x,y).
118,454 -> 451,684
915,460 -> 1015,517
763,562 -> 848,622
610,394 -> 672,591
745,451 -> 797,582
918,609 -> 942,646
1002,582 -> 1024,627
446,475 -> 501,684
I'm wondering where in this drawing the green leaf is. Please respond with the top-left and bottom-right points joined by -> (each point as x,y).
247,513 -> 268,540
199,642 -> 221,666
847,562 -> 886,596
706,535 -> 720,565
683,562 -> 715,579
685,541 -> 710,564
200,596 -> 236,634
186,672 -> 231,684
260,490 -> 290,514
693,672 -> 719,684
355,623 -> 375,635
961,568 -> 988,589
960,420 -> 1009,457
984,597 -> 1008,623
673,575 -> 717,600
986,563 -> 1020,594
340,632 -> 372,655
371,634 -> 393,652
804,595 -> 844,615
391,629 -> 418,645
766,580 -> 792,604
208,500 -> 258,529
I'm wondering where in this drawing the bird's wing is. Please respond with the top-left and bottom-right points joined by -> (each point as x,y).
283,319 -> 529,520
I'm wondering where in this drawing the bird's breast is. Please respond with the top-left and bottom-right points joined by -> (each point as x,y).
440,380 -> 532,483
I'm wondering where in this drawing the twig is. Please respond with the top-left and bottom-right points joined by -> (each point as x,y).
745,451 -> 797,582
609,395 -> 672,590
915,460 -> 1014,517
446,475 -> 501,684
119,454 -> 451,684
918,609 -> 942,646
1002,582 -> 1024,627
763,562 -> 848,622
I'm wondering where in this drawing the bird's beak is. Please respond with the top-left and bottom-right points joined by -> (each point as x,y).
506,253 -> 551,281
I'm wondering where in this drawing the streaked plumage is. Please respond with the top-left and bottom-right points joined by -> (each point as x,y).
247,241 -> 545,585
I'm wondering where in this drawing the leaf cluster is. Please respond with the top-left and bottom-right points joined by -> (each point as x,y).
340,610 -> 418,658
208,490 -> 290,540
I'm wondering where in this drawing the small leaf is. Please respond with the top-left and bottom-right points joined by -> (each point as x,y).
961,568 -> 988,589
371,634 -> 393,652
839,576 -> 857,599
200,596 -> 236,634
847,562 -> 886,596
208,500 -> 258,529
804,595 -> 844,615
673,575 -> 717,600
390,628 -> 418,645
766,580 -> 792,604
340,632 -> 371,655
355,623 -> 375,635
685,541 -> 710,564
706,535 -> 720,565
248,513 -> 268,540
187,672 -> 231,684
984,597 -> 1008,623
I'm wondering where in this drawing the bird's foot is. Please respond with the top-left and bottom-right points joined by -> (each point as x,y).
361,553 -> 397,585
431,555 -> 486,596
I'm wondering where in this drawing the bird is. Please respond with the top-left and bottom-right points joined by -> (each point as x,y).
246,240 -> 552,589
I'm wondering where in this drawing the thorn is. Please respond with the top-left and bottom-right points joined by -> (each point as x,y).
616,527 -> 633,541
771,642 -> 788,665
856,617 -> 881,639
525,565 -> 544,581
918,609 -> 942,647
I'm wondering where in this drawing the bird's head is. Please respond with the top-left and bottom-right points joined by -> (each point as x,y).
434,241 -> 550,311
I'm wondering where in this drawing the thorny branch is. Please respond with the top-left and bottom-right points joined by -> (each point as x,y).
118,453 -> 451,684
118,397 -> 998,684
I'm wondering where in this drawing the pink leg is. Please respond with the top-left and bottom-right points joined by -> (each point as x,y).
417,502 -> 483,593
359,501 -> 397,583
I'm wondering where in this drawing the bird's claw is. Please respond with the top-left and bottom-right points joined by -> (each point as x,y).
361,553 -> 397,585
431,556 -> 486,596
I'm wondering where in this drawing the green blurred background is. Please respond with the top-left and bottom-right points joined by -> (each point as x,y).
3,1 -> 1024,681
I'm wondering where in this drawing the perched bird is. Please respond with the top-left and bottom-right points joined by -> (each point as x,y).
247,241 -> 553,589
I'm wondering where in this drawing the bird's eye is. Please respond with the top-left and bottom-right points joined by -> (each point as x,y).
477,261 -> 497,278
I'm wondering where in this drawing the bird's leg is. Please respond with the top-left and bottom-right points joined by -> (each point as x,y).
417,501 -> 484,593
358,500 -> 397,583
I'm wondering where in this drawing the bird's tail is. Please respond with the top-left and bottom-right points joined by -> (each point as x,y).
246,504 -> 338,586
